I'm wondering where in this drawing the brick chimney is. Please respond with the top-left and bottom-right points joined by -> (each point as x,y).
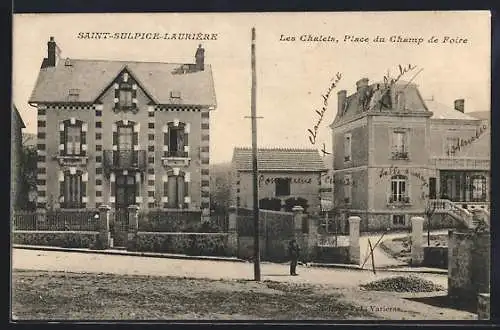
195,44 -> 205,71
454,99 -> 465,113
47,36 -> 57,67
356,78 -> 369,91
338,90 -> 347,114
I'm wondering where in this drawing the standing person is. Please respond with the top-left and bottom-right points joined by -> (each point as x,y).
288,238 -> 300,276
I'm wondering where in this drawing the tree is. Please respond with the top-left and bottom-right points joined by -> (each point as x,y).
424,199 -> 438,246
210,163 -> 232,214
18,145 -> 37,211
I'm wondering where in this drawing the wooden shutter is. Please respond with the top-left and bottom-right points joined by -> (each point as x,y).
113,131 -> 118,146
60,174 -> 66,206
81,174 -> 86,207
80,123 -> 86,156
60,123 -> 66,155
132,130 -> 138,146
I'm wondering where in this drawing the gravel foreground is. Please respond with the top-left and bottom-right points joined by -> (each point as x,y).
12,270 -> 378,320
11,270 -> 477,321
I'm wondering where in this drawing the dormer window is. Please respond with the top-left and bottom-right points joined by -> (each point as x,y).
68,89 -> 80,102
114,72 -> 138,112
170,90 -> 181,99
119,88 -> 133,108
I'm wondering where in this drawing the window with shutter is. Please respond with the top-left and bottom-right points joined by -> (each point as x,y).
61,121 -> 84,156
62,172 -> 84,208
166,122 -> 188,157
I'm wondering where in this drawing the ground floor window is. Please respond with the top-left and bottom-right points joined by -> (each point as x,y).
390,175 -> 407,202
61,173 -> 84,209
440,171 -> 488,202
392,214 -> 405,225
471,175 -> 487,201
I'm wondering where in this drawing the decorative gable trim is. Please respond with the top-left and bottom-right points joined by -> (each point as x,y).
92,65 -> 158,105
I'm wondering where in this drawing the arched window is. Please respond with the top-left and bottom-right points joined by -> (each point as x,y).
471,175 -> 487,202
391,175 -> 408,203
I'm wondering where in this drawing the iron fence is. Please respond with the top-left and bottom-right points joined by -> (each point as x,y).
12,209 -> 100,231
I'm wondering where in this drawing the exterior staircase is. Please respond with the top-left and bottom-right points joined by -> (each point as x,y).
429,199 -> 490,230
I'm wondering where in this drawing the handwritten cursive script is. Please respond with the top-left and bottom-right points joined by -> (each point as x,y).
308,72 -> 342,146
368,64 -> 419,111
448,124 -> 488,155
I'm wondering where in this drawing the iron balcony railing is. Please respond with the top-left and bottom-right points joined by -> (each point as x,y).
103,150 -> 147,171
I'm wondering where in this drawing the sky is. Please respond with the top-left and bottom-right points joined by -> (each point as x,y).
13,11 -> 491,164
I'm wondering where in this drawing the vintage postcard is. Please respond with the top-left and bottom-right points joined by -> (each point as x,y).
11,11 -> 491,321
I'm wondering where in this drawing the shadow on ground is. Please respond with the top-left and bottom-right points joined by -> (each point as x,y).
405,295 -> 477,314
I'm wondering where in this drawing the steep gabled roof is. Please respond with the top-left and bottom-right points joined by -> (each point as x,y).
29,59 -> 216,107
232,147 -> 327,172
12,104 -> 25,128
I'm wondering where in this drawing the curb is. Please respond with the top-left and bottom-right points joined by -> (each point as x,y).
12,245 -> 247,263
307,262 -> 447,275
13,245 -> 448,275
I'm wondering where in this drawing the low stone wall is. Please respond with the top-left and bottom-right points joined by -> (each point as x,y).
478,293 -> 490,320
448,230 -> 490,304
423,246 -> 448,269
314,246 -> 350,264
135,232 -> 231,256
12,230 -> 99,248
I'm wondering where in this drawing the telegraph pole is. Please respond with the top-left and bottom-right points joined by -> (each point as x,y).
250,27 -> 261,281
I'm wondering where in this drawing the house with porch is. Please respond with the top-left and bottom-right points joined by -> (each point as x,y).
231,147 -> 328,214
29,37 -> 216,220
330,78 -> 489,231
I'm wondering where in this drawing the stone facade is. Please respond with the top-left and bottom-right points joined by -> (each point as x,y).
231,148 -> 327,214
448,230 -> 490,303
235,171 -> 325,213
331,78 -> 490,231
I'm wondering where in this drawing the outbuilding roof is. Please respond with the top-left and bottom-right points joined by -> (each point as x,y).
426,100 -> 479,120
232,147 -> 327,172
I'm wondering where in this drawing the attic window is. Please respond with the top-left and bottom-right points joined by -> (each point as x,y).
171,91 -> 181,99
68,89 -> 80,102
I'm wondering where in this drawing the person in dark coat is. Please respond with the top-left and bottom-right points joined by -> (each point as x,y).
288,238 -> 300,276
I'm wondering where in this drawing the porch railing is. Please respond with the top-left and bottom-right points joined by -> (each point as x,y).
429,199 -> 473,228
103,150 -> 147,171
430,157 -> 490,170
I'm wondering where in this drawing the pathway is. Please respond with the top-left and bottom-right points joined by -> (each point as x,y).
359,229 -> 449,269
12,248 -> 448,289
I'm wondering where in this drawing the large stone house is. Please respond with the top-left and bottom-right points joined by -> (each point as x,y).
11,105 -> 26,212
29,37 -> 216,219
331,78 -> 490,231
231,147 -> 328,213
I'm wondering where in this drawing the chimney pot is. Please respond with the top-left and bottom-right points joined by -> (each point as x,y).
454,99 -> 465,113
356,78 -> 369,91
195,44 -> 205,71
338,90 -> 347,115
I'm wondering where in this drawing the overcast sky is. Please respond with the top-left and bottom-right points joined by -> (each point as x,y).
13,11 -> 490,163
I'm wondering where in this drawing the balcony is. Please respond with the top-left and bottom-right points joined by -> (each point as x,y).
387,195 -> 411,207
430,157 -> 490,170
103,150 -> 146,172
161,150 -> 191,167
391,151 -> 409,160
